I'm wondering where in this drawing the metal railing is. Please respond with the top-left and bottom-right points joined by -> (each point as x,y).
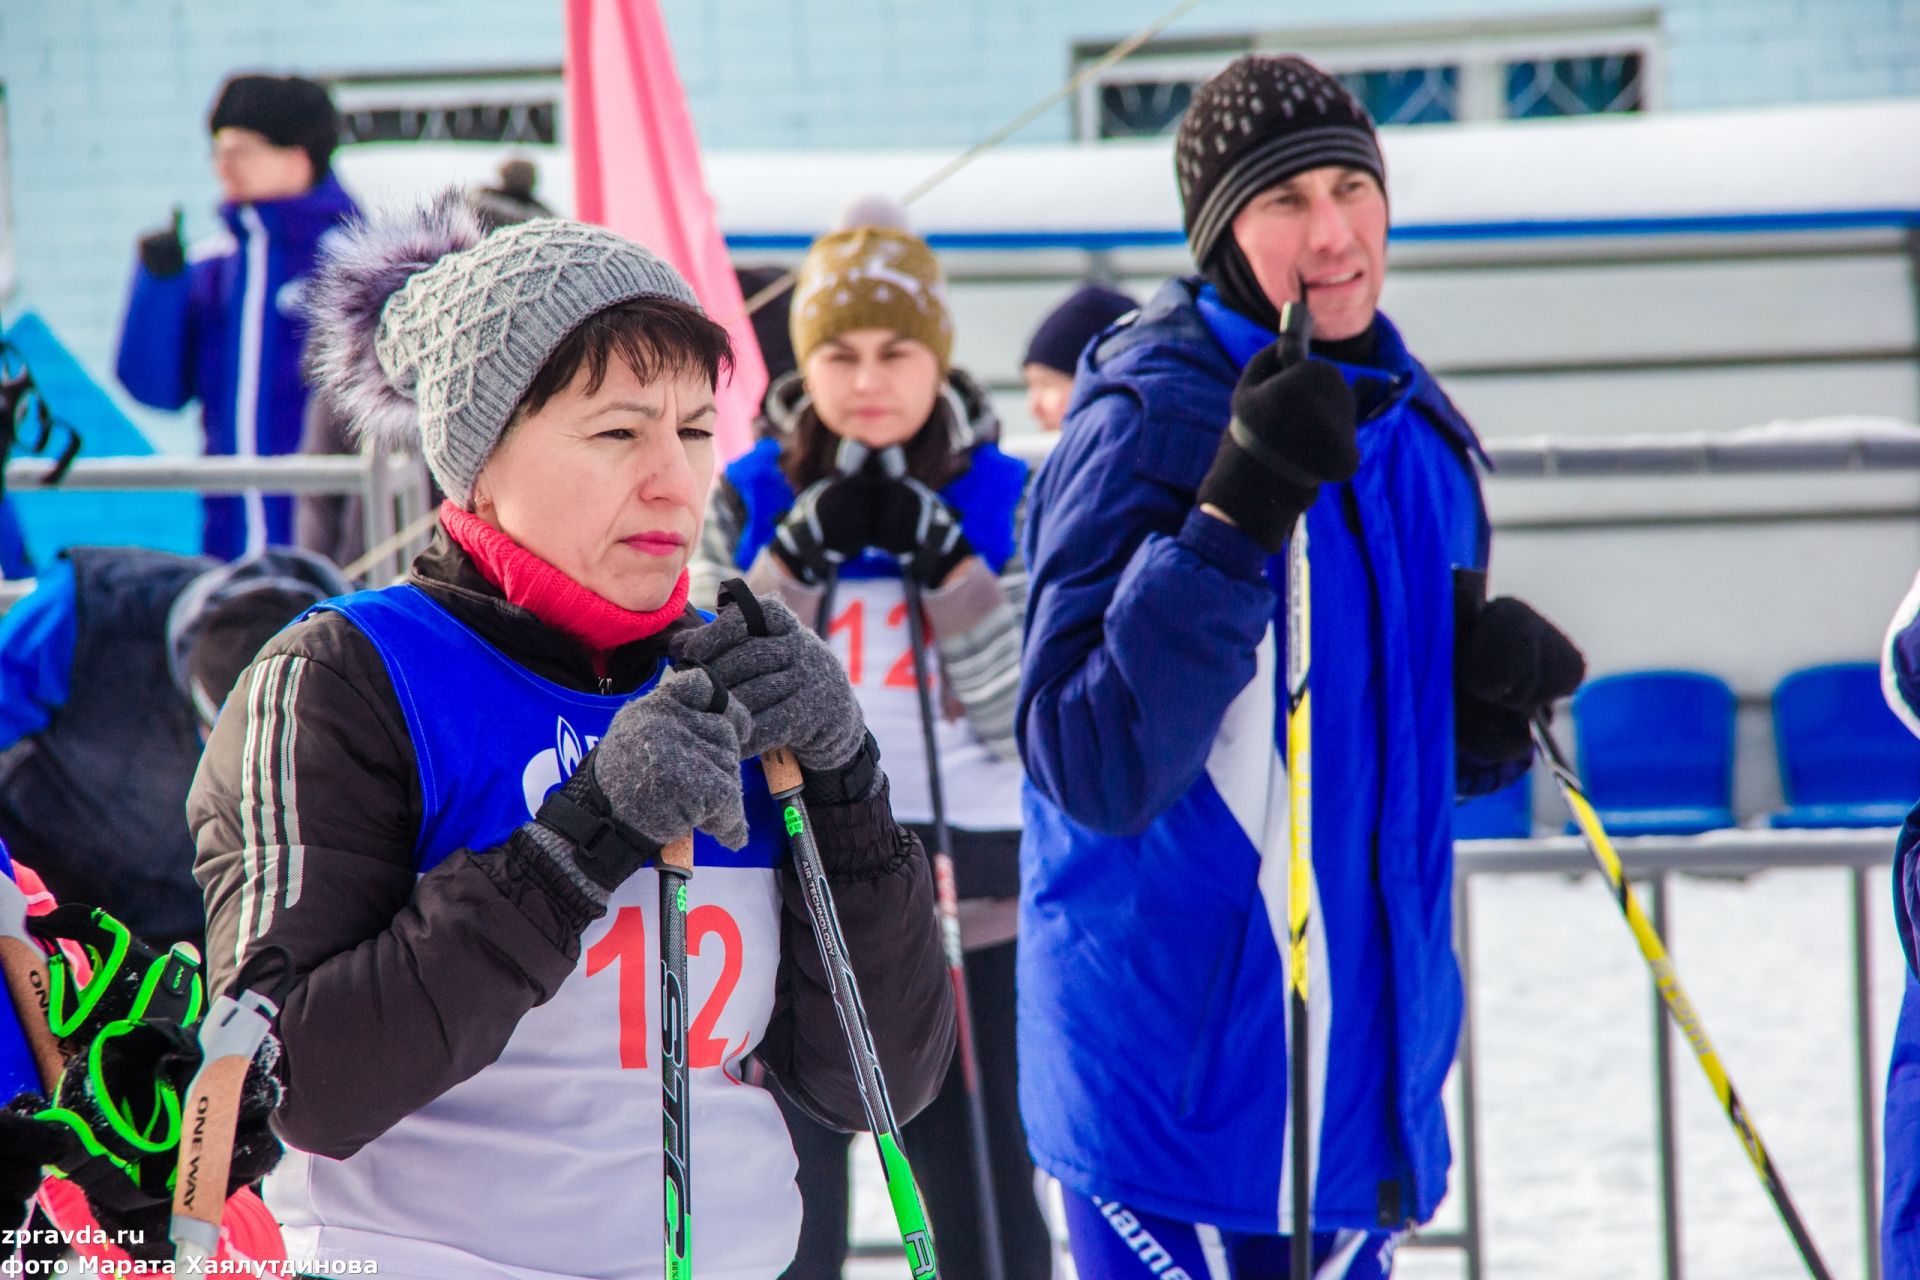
2,450 -> 436,589
1001,427 -> 1920,474
3,437 -> 1912,1277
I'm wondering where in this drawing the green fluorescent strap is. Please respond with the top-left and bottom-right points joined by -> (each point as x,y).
49,916 -> 132,1038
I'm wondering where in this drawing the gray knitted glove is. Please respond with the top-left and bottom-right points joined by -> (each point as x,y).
597,665 -> 753,848
531,664 -> 753,903
671,591 -> 868,772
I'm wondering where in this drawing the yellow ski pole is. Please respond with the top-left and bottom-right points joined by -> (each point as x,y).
1531,717 -> 1833,1279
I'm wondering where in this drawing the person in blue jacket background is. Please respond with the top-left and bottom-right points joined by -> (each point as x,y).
0,546 -> 343,952
115,74 -> 358,561
0,501 -> 29,580
1881,567 -> 1920,1274
1017,55 -> 1585,1277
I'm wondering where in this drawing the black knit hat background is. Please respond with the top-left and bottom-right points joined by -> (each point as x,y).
208,74 -> 339,179
1024,284 -> 1138,374
1176,55 -> 1384,269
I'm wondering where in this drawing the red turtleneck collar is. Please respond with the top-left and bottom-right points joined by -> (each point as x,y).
440,502 -> 689,668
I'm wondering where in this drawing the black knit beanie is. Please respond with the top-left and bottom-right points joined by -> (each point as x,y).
208,74 -> 339,181
1176,55 -> 1384,329
1023,284 -> 1138,374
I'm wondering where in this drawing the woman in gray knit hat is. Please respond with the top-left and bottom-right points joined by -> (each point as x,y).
184,191 -> 954,1278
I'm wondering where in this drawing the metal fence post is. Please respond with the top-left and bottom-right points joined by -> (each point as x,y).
1454,872 -> 1486,1280
1854,865 -> 1884,1280
1650,873 -> 1683,1280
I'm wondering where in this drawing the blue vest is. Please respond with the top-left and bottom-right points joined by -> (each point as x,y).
281,585 -> 803,1273
723,436 -> 1028,582
315,586 -> 783,873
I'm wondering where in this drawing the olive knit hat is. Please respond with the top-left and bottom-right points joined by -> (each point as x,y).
789,198 -> 954,371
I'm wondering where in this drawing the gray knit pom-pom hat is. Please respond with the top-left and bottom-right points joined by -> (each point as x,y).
306,188 -> 702,506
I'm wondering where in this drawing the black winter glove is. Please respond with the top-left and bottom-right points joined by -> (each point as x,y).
868,477 -> 973,587
1,1093 -> 80,1233
1453,569 -> 1587,763
1196,344 -> 1361,555
137,208 -> 186,280
35,1019 -> 283,1261
771,475 -> 875,585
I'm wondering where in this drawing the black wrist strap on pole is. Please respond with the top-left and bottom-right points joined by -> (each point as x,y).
535,788 -> 661,875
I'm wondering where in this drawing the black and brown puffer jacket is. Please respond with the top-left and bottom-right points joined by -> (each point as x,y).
187,529 -> 954,1159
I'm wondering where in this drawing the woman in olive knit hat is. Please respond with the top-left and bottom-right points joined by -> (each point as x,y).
693,200 -> 1050,1280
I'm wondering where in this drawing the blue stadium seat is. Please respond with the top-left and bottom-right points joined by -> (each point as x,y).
1454,772 -> 1532,840
1769,662 -> 1920,829
1569,670 -> 1737,836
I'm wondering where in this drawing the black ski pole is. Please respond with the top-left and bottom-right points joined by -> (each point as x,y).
718,579 -> 939,1277
873,445 -> 1008,1280
658,831 -> 694,1280
1273,285 -> 1316,1280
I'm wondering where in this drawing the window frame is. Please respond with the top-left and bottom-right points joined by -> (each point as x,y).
325,67 -> 565,147
1073,14 -> 1662,141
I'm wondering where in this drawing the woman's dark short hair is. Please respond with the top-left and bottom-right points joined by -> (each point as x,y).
516,295 -> 734,421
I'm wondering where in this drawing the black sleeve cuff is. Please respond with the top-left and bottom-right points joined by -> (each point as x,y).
800,729 -> 882,807
804,773 -> 916,884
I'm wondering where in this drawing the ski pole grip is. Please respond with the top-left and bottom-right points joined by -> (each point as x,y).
662,836 -> 695,874
1278,277 -> 1314,369
763,747 -> 804,796
712,580 -> 805,795
0,875 -> 64,1090
171,986 -> 278,1256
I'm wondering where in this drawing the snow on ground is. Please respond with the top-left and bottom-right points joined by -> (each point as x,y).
847,864 -> 1905,1278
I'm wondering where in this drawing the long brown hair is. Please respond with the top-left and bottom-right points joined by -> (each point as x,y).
778,385 -> 970,493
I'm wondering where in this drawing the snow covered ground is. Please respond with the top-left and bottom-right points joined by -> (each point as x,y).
847,862 -> 1905,1278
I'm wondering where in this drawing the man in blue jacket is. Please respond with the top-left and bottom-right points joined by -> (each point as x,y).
1017,55 -> 1584,1276
115,74 -> 358,560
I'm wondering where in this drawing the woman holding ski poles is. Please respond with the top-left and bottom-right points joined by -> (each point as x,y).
693,204 -> 1051,1280
185,192 -> 955,1279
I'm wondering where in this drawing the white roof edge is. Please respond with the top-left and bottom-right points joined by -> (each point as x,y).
334,96 -> 1920,236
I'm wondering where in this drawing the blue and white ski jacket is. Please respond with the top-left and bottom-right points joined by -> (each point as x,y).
1017,278 -> 1493,1235
115,176 -> 358,560
1880,568 -> 1920,1274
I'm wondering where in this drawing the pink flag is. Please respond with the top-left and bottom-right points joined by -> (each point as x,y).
566,0 -> 765,461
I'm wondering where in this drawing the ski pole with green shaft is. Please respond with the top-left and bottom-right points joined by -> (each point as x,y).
1531,717 -> 1834,1279
1275,286 -> 1316,1280
659,831 -> 694,1280
718,578 -> 940,1278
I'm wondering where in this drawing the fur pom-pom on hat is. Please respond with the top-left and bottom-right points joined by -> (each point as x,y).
304,188 -> 487,456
